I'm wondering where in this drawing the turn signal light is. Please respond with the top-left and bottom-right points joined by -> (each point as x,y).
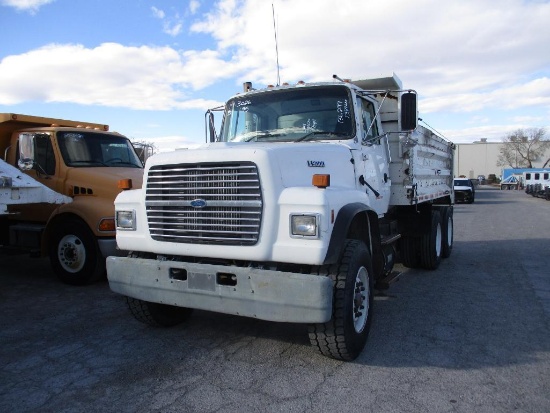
312,174 -> 330,188
98,218 -> 116,232
118,179 -> 133,190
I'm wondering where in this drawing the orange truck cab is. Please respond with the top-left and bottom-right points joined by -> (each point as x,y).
0,113 -> 143,285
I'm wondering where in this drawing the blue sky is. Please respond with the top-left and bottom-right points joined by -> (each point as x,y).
1,0 -> 549,152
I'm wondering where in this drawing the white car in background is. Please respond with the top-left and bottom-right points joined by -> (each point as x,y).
454,178 -> 476,203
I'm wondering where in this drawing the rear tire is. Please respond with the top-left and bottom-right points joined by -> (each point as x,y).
440,206 -> 453,259
308,240 -> 374,361
126,297 -> 193,327
420,209 -> 443,270
400,235 -> 420,268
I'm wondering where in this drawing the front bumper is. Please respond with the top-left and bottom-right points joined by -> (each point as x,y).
454,190 -> 473,202
107,257 -> 333,323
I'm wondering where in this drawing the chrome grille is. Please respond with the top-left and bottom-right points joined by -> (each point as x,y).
145,162 -> 262,245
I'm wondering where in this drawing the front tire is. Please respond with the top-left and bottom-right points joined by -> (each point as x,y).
49,219 -> 104,285
126,297 -> 194,327
308,240 -> 374,361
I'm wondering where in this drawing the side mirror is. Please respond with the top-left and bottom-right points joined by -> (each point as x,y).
205,111 -> 217,143
400,91 -> 418,131
17,132 -> 35,171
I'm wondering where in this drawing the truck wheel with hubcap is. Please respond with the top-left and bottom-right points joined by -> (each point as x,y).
420,209 -> 443,270
308,239 -> 374,361
49,218 -> 105,285
126,297 -> 194,327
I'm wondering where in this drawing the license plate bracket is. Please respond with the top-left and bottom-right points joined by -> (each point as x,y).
188,272 -> 216,291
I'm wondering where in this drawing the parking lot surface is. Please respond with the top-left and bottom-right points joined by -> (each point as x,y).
1,187 -> 549,413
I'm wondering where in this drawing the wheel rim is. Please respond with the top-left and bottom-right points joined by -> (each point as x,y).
353,266 -> 369,333
446,216 -> 453,248
58,234 -> 86,273
435,222 -> 442,256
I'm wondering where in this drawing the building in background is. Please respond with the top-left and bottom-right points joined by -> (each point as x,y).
453,138 -> 550,181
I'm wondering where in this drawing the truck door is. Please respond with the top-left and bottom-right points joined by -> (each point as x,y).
13,133 -> 61,221
357,97 -> 391,215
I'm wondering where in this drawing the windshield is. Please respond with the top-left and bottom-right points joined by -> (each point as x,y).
57,131 -> 142,168
454,179 -> 470,186
220,86 -> 354,142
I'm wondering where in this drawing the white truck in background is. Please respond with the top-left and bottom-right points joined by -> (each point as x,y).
107,74 -> 455,360
524,170 -> 550,200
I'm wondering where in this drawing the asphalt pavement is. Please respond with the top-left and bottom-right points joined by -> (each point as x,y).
1,187 -> 549,413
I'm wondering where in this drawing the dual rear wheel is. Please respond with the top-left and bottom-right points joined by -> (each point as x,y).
400,206 -> 453,270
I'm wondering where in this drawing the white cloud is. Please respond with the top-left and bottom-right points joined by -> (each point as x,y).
0,43 -> 223,110
148,135 -> 202,152
443,124 -> 519,143
0,0 -> 54,13
512,115 -> 544,123
191,0 -> 550,98
1,0 -> 549,143
189,0 -> 200,14
420,77 -> 550,113
151,5 -> 184,37
163,22 -> 183,37
467,115 -> 491,125
151,6 -> 165,19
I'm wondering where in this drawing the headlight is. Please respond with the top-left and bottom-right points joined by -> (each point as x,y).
290,214 -> 319,238
116,210 -> 136,230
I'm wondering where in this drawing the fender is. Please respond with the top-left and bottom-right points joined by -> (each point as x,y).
48,196 -> 116,237
41,196 -> 115,256
324,202 -> 378,265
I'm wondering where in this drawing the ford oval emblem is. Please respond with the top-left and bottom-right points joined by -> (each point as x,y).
190,199 -> 207,208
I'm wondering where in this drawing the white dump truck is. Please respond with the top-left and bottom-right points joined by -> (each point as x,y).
107,74 -> 455,360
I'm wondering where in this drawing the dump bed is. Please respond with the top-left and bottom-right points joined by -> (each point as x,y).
388,125 -> 454,205
1,113 -> 109,151
0,113 -> 108,131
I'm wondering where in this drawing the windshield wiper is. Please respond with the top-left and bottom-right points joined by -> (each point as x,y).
243,131 -> 285,142
294,131 -> 348,142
